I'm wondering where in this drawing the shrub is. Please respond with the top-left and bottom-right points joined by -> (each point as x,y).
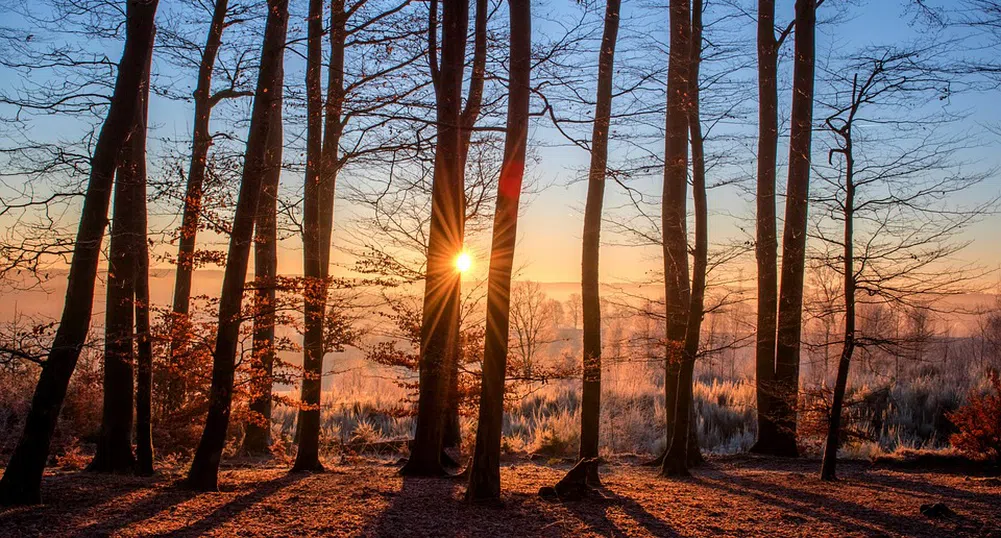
948,371 -> 1001,463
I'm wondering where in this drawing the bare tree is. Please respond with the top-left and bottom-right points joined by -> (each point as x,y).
466,0 -> 531,501
185,0 -> 288,492
771,0 -> 818,458
814,46 -> 995,480
578,0 -> 621,485
402,0 -> 469,477
659,0 -> 692,478
0,0 -> 159,506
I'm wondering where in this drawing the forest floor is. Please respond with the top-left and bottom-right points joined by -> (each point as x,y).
1,454 -> 999,537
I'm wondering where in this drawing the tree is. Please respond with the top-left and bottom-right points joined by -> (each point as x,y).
294,0 -> 327,472
242,84 -> 284,457
577,0 -> 621,485
444,0 -> 490,452
88,46 -> 154,475
164,0 -> 253,412
771,0 -> 818,457
815,47 -> 994,479
401,0 -> 469,477
662,0 -> 707,475
466,0 -> 531,501
659,0 -> 692,478
0,0 -> 159,506
185,0 -> 288,492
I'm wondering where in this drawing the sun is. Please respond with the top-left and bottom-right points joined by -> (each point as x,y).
455,251 -> 473,274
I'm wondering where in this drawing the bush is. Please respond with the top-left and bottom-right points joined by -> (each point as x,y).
948,371 -> 1001,463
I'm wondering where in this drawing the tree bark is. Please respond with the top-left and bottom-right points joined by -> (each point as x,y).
185,0 -> 288,492
132,55 -> 154,477
167,0 -> 232,413
751,0 -> 782,455
0,0 -> 159,506
293,0 -> 327,472
773,0 -> 817,458
243,90 -> 283,457
402,0 -> 468,477
660,0 -> 692,478
465,0 -> 531,502
443,0 -> 488,451
577,0 -> 620,485
664,0 -> 707,475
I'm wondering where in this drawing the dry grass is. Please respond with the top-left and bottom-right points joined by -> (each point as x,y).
2,456 -> 998,537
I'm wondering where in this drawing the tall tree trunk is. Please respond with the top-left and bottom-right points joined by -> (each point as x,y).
577,0 -> 620,485
243,98 -> 283,457
659,0 -> 692,478
401,0 -> 468,477
167,0 -> 232,413
294,0 -> 327,472
821,92 -> 856,482
465,0 -> 531,502
185,0 -> 288,492
443,0 -> 488,451
663,0 -> 704,476
131,60 -> 154,477
0,0 -> 159,506
751,0 -> 782,455
89,103 -> 149,474
773,0 -> 817,458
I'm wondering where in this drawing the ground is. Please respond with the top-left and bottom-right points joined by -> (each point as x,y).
1,455 -> 999,537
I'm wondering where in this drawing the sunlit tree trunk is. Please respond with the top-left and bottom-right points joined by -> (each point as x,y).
659,0 -> 692,478
443,0 -> 488,452
465,0 -> 531,501
662,0 -> 705,476
751,0 -> 782,455
0,0 -> 159,506
773,0 -> 817,458
185,0 -> 288,491
577,0 -> 620,485
243,100 -> 283,457
294,0 -> 327,472
167,0 -> 232,412
402,0 -> 468,477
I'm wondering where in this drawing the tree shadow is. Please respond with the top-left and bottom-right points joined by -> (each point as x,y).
697,470 -> 958,536
166,473 -> 305,536
560,488 -> 687,538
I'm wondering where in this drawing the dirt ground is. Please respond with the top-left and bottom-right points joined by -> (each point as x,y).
1,455 -> 999,537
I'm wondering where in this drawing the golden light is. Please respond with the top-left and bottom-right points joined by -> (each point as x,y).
455,251 -> 473,274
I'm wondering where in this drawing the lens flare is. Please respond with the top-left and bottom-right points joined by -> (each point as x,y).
455,251 -> 473,274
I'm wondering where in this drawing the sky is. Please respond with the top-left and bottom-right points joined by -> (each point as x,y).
0,0 -> 998,293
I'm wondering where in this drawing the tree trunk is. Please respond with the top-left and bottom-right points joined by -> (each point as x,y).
751,0 -> 782,456
293,0 -> 327,473
131,61 -> 154,477
465,0 -> 531,502
185,0 -> 288,492
821,95 -> 856,482
401,0 -> 468,477
167,0 -> 231,413
663,0 -> 703,477
89,105 -> 148,474
659,0 -> 692,478
0,0 -> 158,506
243,92 -> 283,457
577,0 -> 620,485
772,0 -> 817,458
443,0 -> 488,451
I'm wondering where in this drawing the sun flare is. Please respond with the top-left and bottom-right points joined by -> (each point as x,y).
455,251 -> 473,274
